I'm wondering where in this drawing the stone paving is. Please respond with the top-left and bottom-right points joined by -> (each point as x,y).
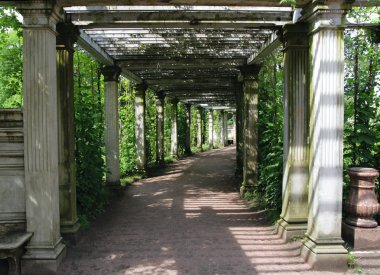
58,146 -> 368,275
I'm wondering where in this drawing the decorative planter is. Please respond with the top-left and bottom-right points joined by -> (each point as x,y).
345,167 -> 380,228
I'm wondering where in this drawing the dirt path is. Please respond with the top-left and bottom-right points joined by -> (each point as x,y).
58,146 -> 348,275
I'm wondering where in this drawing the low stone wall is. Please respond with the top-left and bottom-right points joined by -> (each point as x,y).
0,109 -> 25,234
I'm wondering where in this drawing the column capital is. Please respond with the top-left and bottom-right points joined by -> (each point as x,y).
135,81 -> 148,95
238,65 -> 261,81
300,0 -> 352,34
17,0 -> 62,31
170,97 -> 179,105
101,66 -> 121,82
56,22 -> 79,51
185,103 -> 192,109
155,90 -> 166,101
282,23 -> 309,49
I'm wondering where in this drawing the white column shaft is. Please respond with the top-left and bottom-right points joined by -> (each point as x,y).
170,100 -> 178,158
135,90 -> 146,172
104,80 -> 120,184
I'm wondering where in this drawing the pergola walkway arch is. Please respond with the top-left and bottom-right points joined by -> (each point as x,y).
0,0 -> 379,274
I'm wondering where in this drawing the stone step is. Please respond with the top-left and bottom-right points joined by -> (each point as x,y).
0,128 -> 24,143
0,109 -> 23,128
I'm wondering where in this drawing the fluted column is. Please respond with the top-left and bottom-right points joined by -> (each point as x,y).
135,83 -> 147,174
235,82 -> 244,176
240,65 -> 260,194
232,113 -> 237,144
155,91 -> 165,165
170,98 -> 179,159
101,66 -> 121,188
18,1 -> 66,272
300,1 -> 351,270
184,103 -> 192,155
197,107 -> 203,151
208,109 -> 214,149
222,110 -> 228,146
277,24 -> 309,241
221,110 -> 226,147
56,22 -> 80,242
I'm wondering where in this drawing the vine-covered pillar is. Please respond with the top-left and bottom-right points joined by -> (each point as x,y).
235,81 -> 244,176
208,109 -> 214,149
170,98 -> 179,159
232,113 -> 237,144
222,110 -> 228,146
101,66 -> 121,188
18,1 -> 66,272
135,83 -> 147,174
277,23 -> 309,241
56,22 -> 80,242
197,107 -> 203,151
240,65 -> 260,194
220,110 -> 226,147
184,103 -> 192,155
155,91 -> 165,165
300,1 -> 352,270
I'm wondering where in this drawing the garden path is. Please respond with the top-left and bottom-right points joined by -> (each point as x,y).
59,146 -> 353,275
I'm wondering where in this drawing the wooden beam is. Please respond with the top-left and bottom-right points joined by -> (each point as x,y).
57,0 -> 301,7
247,31 -> 281,64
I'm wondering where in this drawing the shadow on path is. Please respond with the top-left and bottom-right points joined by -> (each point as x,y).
59,146 -> 346,275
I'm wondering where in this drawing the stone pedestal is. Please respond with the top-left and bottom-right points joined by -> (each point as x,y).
18,1 -> 66,272
300,1 -> 352,271
155,91 -> 165,165
342,223 -> 380,250
184,103 -> 192,155
135,83 -> 147,174
196,107 -> 203,151
102,66 -> 122,189
277,24 -> 309,241
56,22 -> 80,243
240,65 -> 260,194
208,109 -> 214,149
170,98 -> 179,159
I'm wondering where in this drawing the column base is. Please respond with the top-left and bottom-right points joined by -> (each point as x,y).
184,149 -> 192,156
60,219 -> 81,245
21,239 -> 66,274
276,218 -> 307,241
240,184 -> 256,196
301,236 -> 348,272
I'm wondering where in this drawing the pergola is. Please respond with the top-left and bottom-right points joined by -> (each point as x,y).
0,0 -> 379,274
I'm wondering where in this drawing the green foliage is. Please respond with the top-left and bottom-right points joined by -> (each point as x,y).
245,51 -> 284,214
73,49 -> 110,220
344,7 -> 380,222
0,7 -> 22,108
145,90 -> 157,165
119,79 -> 137,174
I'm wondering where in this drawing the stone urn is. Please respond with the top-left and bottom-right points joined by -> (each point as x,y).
345,167 -> 380,228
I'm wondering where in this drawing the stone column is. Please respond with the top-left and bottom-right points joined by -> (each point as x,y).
240,65 -> 260,194
222,110 -> 228,146
232,113 -> 237,144
196,107 -> 203,151
101,66 -> 121,188
221,110 -> 226,147
208,109 -> 214,149
300,1 -> 351,270
170,98 -> 179,159
155,91 -> 165,165
56,22 -> 80,242
18,1 -> 66,272
135,83 -> 147,174
235,82 -> 244,176
184,103 -> 192,155
277,24 -> 309,241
